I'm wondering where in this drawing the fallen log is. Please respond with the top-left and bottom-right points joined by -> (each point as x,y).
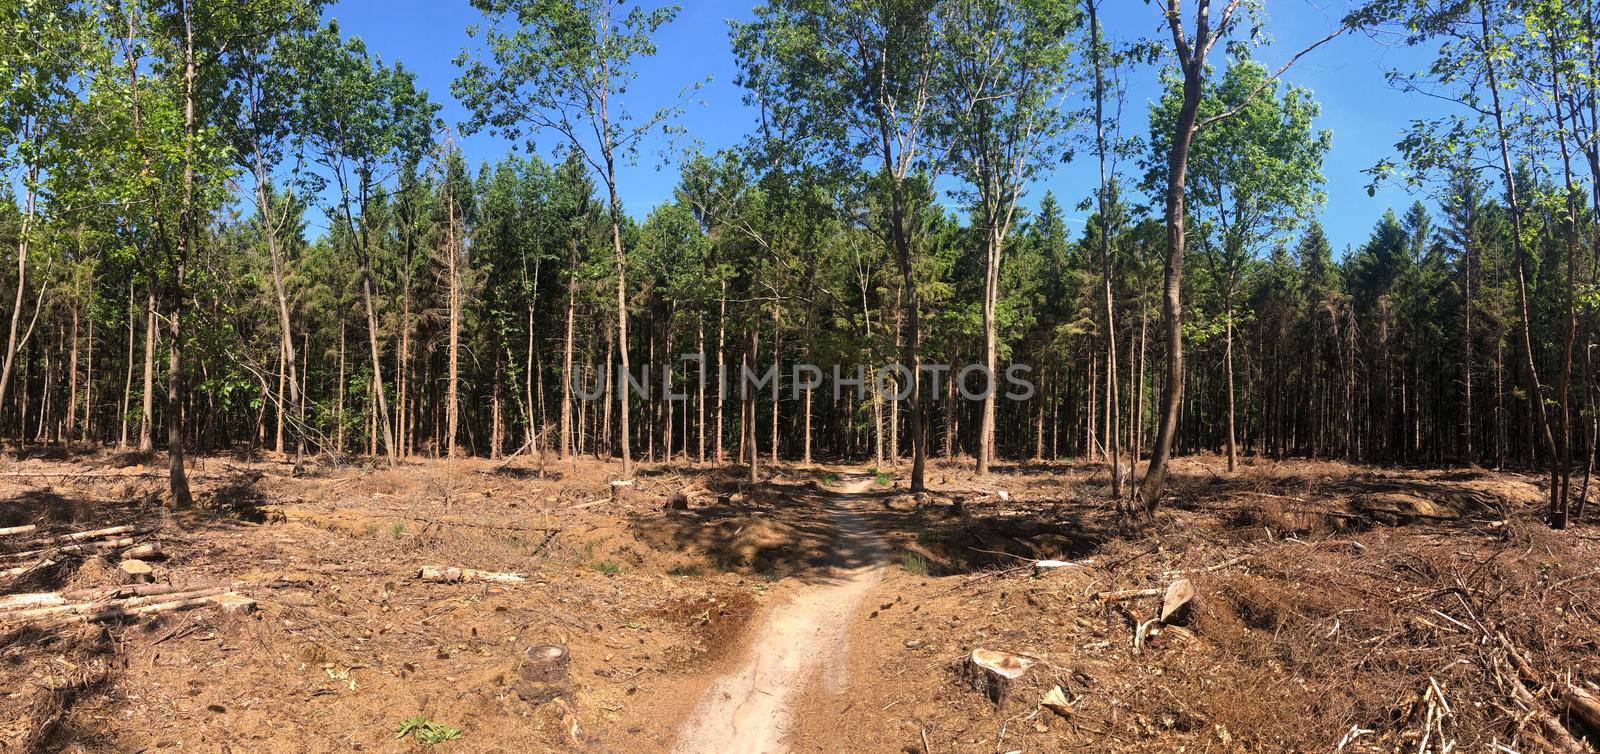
4,583 -> 231,610
1095,587 -> 1162,602
0,524 -> 144,546
0,558 -> 56,579
0,537 -> 159,562
1562,683 -> 1600,734
1161,554 -> 1252,578
45,591 -> 249,627
62,581 -> 228,602
416,566 -> 525,584
0,586 -> 230,623
0,592 -> 67,611
48,524 -> 146,544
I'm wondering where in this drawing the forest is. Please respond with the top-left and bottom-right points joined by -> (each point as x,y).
3,0 -> 1594,522
6,0 -> 1600,751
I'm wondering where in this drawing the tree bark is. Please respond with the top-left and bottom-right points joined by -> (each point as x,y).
166,0 -> 197,508
1138,5 -> 1206,512
446,165 -> 461,459
1089,0 -> 1121,497
1477,0 -> 1559,523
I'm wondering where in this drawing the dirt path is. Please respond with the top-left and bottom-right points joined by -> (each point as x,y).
672,472 -> 885,754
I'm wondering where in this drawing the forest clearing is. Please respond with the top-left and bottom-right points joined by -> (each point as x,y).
0,451 -> 1594,752
6,0 -> 1600,750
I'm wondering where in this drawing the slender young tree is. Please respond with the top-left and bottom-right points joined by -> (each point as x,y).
294,22 -> 438,463
1138,0 -> 1347,511
456,0 -> 698,479
1146,57 -> 1329,472
941,0 -> 1079,476
0,0 -> 86,442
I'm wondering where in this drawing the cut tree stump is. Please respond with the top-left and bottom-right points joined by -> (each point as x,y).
119,559 -> 154,584
965,648 -> 1038,704
516,644 -> 571,704
610,480 -> 633,503
215,593 -> 257,614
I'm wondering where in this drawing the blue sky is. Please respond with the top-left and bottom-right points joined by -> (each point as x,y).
324,0 -> 1444,256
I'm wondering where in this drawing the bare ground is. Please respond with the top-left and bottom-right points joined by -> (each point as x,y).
0,448 -> 1595,753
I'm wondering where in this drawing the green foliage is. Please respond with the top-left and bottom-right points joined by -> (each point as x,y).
898,552 -> 928,575
395,716 -> 462,745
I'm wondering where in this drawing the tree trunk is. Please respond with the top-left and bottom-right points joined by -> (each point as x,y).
274,339 -> 286,453
561,244 -> 578,458
66,296 -> 79,441
1462,234 -> 1474,463
83,311 -> 93,442
770,309 -> 779,465
120,283 -> 134,448
1138,41 -> 1204,512
1224,304 -> 1237,472
887,183 -> 927,492
253,144 -> 302,465
698,317 -> 707,464
745,327 -> 759,483
1549,44 -> 1580,528
1478,0 -> 1559,524
978,223 -> 998,475
446,172 -> 461,459
166,0 -> 197,509
0,157 -> 38,430
336,314 -> 346,454
716,281 -> 727,464
141,285 -> 155,452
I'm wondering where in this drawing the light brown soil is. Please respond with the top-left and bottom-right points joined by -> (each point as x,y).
673,472 -> 884,754
0,449 -> 1595,753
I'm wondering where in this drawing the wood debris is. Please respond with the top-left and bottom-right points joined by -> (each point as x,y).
415,566 -> 526,584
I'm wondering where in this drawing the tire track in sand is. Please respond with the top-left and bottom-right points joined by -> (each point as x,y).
672,473 -> 884,754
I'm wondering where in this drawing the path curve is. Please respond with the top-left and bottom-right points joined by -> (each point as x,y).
672,473 -> 884,754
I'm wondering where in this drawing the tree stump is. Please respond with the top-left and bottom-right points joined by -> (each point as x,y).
215,593 -> 257,614
516,644 -> 571,704
964,648 -> 1037,704
610,480 -> 632,504
118,559 -> 154,584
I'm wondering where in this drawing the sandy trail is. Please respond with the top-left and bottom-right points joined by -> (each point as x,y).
672,473 -> 885,754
